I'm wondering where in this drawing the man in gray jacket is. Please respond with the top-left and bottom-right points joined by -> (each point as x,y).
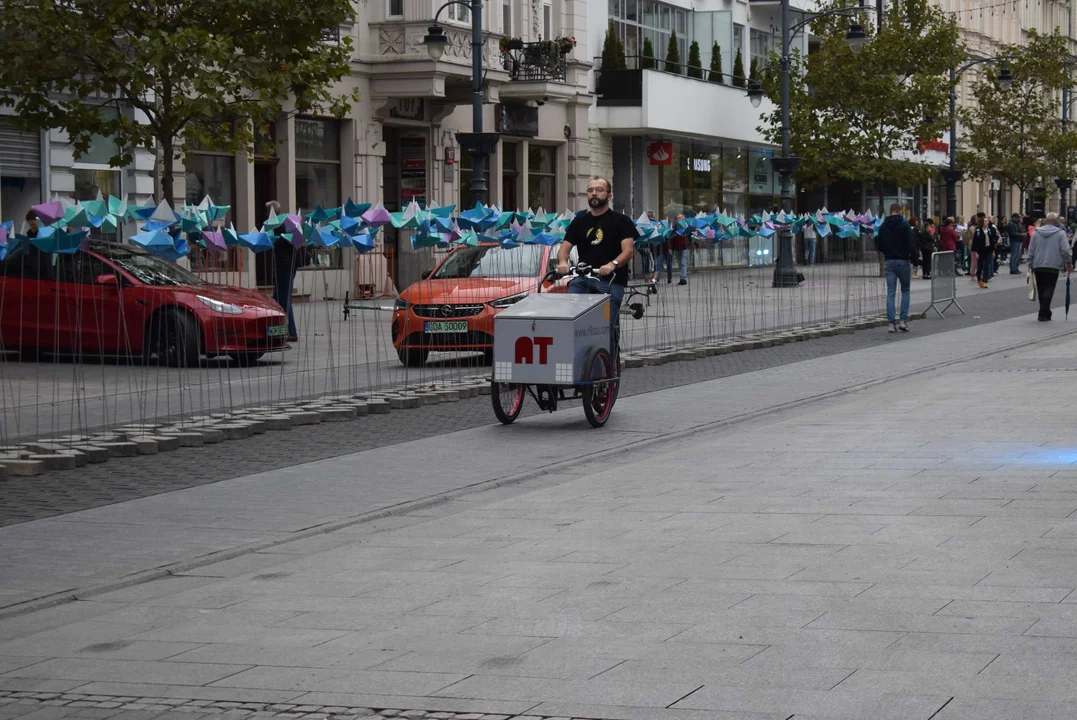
1027,212 -> 1073,321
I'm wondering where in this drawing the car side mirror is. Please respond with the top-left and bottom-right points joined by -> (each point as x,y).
95,274 -> 119,287
421,269 -> 433,280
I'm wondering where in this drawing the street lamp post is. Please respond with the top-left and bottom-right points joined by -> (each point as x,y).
745,1 -> 869,288
423,1 -> 499,207
944,58 -> 1012,220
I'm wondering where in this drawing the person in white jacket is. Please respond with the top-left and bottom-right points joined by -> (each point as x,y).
1027,212 -> 1073,321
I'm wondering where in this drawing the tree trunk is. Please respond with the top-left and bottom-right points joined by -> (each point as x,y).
160,135 -> 174,206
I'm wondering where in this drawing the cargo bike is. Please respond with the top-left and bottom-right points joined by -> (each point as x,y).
490,264 -> 620,428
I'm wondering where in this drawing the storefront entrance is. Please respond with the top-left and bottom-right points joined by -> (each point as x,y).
383,126 -> 432,292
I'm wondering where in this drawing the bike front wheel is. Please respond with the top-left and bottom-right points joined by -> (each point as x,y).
491,382 -> 526,424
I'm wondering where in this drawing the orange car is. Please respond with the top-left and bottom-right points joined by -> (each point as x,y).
391,242 -> 574,366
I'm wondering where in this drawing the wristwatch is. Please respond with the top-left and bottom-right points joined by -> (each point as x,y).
611,260 -> 619,267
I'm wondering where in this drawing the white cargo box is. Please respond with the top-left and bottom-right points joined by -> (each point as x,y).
492,293 -> 611,385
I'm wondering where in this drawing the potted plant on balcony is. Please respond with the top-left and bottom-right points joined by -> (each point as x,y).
555,35 -> 576,55
499,35 -> 524,53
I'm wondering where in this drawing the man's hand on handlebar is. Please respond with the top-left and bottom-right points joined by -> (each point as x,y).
556,261 -> 570,277
596,263 -> 615,277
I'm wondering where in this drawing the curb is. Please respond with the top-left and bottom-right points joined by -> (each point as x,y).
4,317 -> 1074,620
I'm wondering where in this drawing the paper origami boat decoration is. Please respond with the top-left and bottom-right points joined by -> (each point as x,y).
239,231 -> 274,252
361,202 -> 392,226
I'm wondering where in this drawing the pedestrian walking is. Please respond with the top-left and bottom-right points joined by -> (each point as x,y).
669,213 -> 690,285
803,221 -> 817,266
636,209 -> 656,290
917,217 -> 937,279
971,214 -> 994,288
654,229 -> 673,285
877,203 -> 916,333
267,200 -> 300,342
910,217 -> 923,277
1027,212 -> 1073,321
1006,212 -> 1024,274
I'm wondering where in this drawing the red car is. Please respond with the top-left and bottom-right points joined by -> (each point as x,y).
0,240 -> 289,366
391,242 -> 574,366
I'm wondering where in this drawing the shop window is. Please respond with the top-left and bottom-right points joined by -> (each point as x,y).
185,153 -> 239,272
71,106 -> 122,237
528,145 -> 556,210
295,118 -> 342,269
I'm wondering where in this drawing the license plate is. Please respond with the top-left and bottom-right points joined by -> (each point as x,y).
267,325 -> 288,337
424,321 -> 468,333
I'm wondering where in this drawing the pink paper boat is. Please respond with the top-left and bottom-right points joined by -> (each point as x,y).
361,204 -> 392,226
202,230 -> 227,252
33,201 -> 64,225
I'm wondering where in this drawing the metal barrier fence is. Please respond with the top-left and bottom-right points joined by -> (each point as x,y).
0,250 -> 887,446
926,251 -> 964,318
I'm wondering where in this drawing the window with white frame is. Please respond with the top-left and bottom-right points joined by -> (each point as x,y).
448,2 -> 470,23
502,0 -> 512,36
543,2 -> 552,39
613,0 -> 687,68
749,28 -> 771,71
388,0 -> 402,16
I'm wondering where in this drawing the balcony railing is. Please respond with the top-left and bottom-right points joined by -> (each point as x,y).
501,41 -> 568,82
594,54 -> 750,107
321,26 -> 341,43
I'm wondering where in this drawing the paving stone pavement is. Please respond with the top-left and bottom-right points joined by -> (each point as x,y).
0,284 -> 1043,528
6,296 -> 1077,718
0,692 -> 556,720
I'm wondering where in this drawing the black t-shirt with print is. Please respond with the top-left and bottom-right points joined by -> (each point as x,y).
564,209 -> 639,286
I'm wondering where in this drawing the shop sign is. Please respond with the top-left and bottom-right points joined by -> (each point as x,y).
391,99 -> 425,120
916,139 -> 949,154
497,104 -> 539,137
647,142 -> 673,166
686,157 -> 711,172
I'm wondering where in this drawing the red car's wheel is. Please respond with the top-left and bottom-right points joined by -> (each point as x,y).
491,382 -> 525,424
582,347 -> 616,428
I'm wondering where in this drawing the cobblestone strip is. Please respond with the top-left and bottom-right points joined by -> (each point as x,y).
0,692 -> 565,720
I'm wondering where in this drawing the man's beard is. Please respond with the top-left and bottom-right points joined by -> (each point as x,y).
588,196 -> 608,209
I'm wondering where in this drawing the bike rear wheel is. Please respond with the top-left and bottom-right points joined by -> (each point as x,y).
582,347 -> 617,428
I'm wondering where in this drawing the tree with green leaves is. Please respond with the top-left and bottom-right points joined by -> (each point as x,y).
687,41 -> 703,79
709,43 -> 724,84
601,20 -> 627,71
641,37 -> 656,70
757,0 -> 961,212
0,0 -> 359,205
599,20 -> 627,96
732,52 -> 746,88
959,30 -> 1077,211
665,31 -> 681,74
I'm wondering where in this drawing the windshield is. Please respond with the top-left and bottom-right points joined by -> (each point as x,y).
92,244 -> 206,287
432,245 -> 544,279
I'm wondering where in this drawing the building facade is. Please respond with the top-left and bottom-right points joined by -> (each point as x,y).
0,0 -> 593,299
586,0 -> 804,223
939,0 -> 1076,221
